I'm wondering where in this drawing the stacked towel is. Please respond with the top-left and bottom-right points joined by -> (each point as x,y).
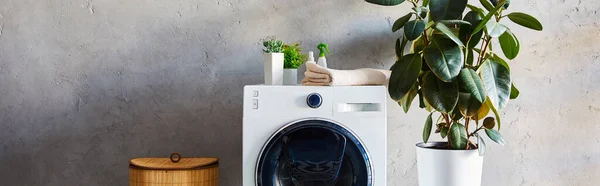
302,61 -> 391,86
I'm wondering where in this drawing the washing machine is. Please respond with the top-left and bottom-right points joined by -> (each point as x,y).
243,85 -> 387,186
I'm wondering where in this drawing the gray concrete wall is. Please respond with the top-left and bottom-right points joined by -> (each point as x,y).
0,0 -> 598,185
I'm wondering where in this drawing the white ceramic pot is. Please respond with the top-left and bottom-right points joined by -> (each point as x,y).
416,142 -> 483,186
263,53 -> 284,85
282,69 -> 297,85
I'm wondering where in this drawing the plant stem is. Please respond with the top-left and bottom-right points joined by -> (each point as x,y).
476,37 -> 491,66
443,113 -> 452,148
469,126 -> 485,137
409,0 -> 418,7
465,118 -> 472,150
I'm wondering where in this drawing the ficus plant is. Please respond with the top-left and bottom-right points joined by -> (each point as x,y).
367,0 -> 542,154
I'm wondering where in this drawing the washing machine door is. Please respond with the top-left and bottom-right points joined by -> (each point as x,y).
256,119 -> 373,186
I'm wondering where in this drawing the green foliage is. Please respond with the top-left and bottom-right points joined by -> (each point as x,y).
429,0 -> 467,21
283,43 -> 307,69
389,54 -> 422,100
499,30 -> 519,59
449,123 -> 468,149
507,12 -> 543,31
423,38 -> 463,82
405,20 -> 426,40
393,14 -> 413,32
423,112 -> 434,143
421,71 -> 458,113
368,0 -> 543,151
262,37 -> 284,53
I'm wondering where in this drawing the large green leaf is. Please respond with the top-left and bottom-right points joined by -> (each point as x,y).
388,54 -> 422,100
510,83 -> 520,99
477,134 -> 486,156
449,123 -> 468,149
421,72 -> 459,113
457,69 -> 486,117
401,82 -> 419,113
393,14 -> 413,32
507,12 -> 543,31
499,30 -> 520,59
459,11 -> 484,49
485,19 -> 507,37
423,112 -> 434,143
365,0 -> 406,6
485,128 -> 505,145
458,69 -> 486,103
405,20 -> 426,41
485,96 -> 502,130
424,38 -> 464,82
480,59 -> 511,109
429,0 -> 467,21
434,23 -> 464,46
472,1 -> 507,35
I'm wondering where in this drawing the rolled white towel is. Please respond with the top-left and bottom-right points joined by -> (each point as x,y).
302,61 -> 391,86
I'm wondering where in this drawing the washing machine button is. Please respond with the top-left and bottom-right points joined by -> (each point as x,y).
306,93 -> 322,108
253,99 -> 258,109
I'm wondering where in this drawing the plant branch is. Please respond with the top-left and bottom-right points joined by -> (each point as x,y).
476,37 -> 491,66
443,113 -> 452,148
465,118 -> 473,149
469,126 -> 485,137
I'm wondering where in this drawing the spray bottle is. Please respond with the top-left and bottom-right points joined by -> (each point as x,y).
317,43 -> 331,68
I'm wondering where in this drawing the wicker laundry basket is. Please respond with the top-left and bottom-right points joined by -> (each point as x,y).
129,153 -> 219,186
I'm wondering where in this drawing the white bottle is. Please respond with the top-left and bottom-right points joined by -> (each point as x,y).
317,55 -> 327,68
307,51 -> 315,63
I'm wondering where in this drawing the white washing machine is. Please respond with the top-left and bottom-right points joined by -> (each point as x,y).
243,85 -> 387,186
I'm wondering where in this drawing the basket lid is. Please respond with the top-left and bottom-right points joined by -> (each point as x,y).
129,153 -> 219,170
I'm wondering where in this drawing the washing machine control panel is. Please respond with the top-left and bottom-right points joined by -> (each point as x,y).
306,93 -> 322,108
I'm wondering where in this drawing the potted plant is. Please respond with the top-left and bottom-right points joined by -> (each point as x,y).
262,37 -> 284,85
282,43 -> 307,85
366,0 -> 542,185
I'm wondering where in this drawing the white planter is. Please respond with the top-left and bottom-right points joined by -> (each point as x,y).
282,69 -> 297,85
416,142 -> 484,186
263,53 -> 284,85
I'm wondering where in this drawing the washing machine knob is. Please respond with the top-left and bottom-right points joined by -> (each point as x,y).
306,93 -> 323,108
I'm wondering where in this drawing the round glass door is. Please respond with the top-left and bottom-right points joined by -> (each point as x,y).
256,119 -> 373,186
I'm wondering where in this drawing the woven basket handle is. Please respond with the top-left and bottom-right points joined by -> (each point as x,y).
170,152 -> 181,163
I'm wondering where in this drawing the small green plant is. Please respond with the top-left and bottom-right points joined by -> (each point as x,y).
262,37 -> 284,53
283,43 -> 307,69
367,0 -> 543,153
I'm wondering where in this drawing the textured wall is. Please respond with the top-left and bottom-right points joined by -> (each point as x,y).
0,0 -> 598,185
